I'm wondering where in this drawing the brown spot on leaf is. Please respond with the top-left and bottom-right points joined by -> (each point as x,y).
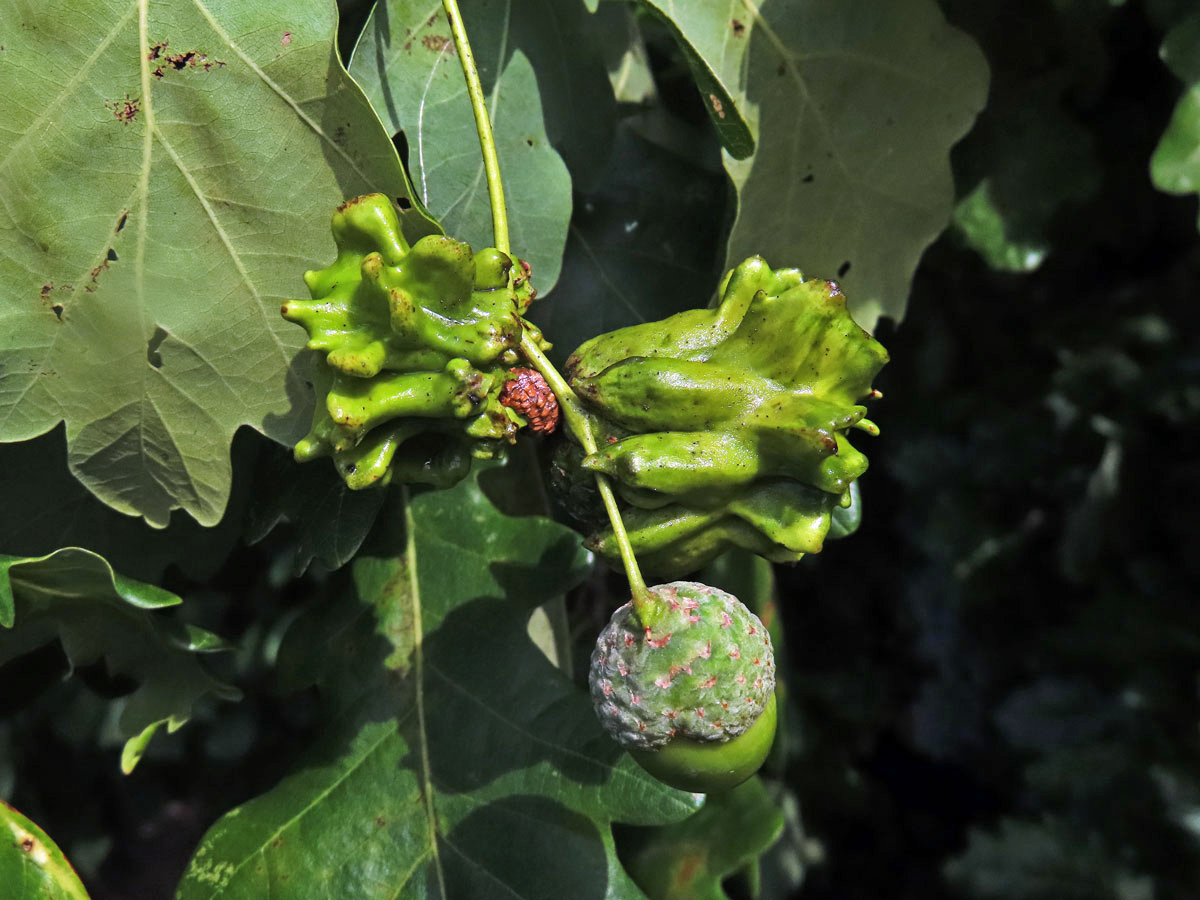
40,283 -> 52,299
148,41 -> 225,78
20,837 -> 33,852
708,93 -> 725,119
281,31 -> 292,46
422,35 -> 455,54
731,19 -> 746,37
108,95 -> 140,123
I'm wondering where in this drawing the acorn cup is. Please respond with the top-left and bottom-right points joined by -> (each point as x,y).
281,194 -> 548,489
565,256 -> 889,577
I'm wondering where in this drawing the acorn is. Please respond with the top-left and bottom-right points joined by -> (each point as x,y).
589,581 -> 776,792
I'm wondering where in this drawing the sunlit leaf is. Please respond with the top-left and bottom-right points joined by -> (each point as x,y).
0,0 -> 437,527
640,0 -> 755,158
351,0 -> 586,293
0,801 -> 90,900
722,0 -> 988,329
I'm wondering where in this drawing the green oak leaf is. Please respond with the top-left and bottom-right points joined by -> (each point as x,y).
641,0 -> 755,159
945,1 -> 1104,271
242,437 -> 386,576
0,801 -> 90,900
350,0 -> 579,293
0,0 -> 438,528
528,115 -> 729,367
0,548 -> 239,769
623,777 -> 785,900
1151,12 -> 1200,227
179,464 -> 700,900
722,0 -> 988,329
0,426 -> 252,583
597,1 -> 656,105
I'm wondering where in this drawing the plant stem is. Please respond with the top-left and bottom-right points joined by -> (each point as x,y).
443,0 -> 510,255
445,0 -> 655,621
519,332 -> 654,616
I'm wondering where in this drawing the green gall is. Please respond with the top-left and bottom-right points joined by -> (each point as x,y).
567,256 -> 888,575
282,194 -> 546,489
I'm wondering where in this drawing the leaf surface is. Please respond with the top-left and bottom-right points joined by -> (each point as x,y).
722,0 -> 988,329
944,0 -> 1104,271
242,438 -> 386,575
641,0 -> 755,158
0,547 -> 239,765
529,116 -> 728,365
0,801 -> 90,900
179,465 -> 700,900
0,426 -> 251,583
623,777 -> 784,900
0,0 -> 437,527
350,0 -> 581,293
1151,12 -> 1200,227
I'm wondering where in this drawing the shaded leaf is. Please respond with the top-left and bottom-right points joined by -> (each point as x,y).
623,777 -> 784,900
0,801 -> 90,900
351,0 -> 589,292
597,2 -> 656,105
242,429 -> 386,575
0,426 -> 252,583
0,0 -> 437,527
946,1 -> 1104,271
641,0 -> 755,158
530,115 -> 728,365
723,0 -> 988,329
1151,12 -> 1200,227
180,465 -> 699,899
0,548 -> 239,763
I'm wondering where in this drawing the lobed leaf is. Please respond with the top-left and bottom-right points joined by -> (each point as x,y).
721,0 -> 988,329
623,777 -> 785,900
350,0 -> 583,293
0,0 -> 437,527
640,0 -> 755,159
0,547 -> 239,768
179,465 -> 700,900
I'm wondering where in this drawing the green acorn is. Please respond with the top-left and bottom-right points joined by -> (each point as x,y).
282,194 -> 547,489
590,582 -> 776,792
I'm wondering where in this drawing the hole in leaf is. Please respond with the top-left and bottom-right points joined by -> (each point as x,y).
116,211 -> 128,232
396,196 -> 412,211
107,248 -> 118,262
147,325 -> 168,368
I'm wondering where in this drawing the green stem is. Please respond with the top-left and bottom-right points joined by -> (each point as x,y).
443,0 -> 510,254
519,331 -> 654,615
444,0 -> 655,621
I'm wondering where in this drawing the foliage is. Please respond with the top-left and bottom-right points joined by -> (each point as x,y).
0,0 -> 1197,899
